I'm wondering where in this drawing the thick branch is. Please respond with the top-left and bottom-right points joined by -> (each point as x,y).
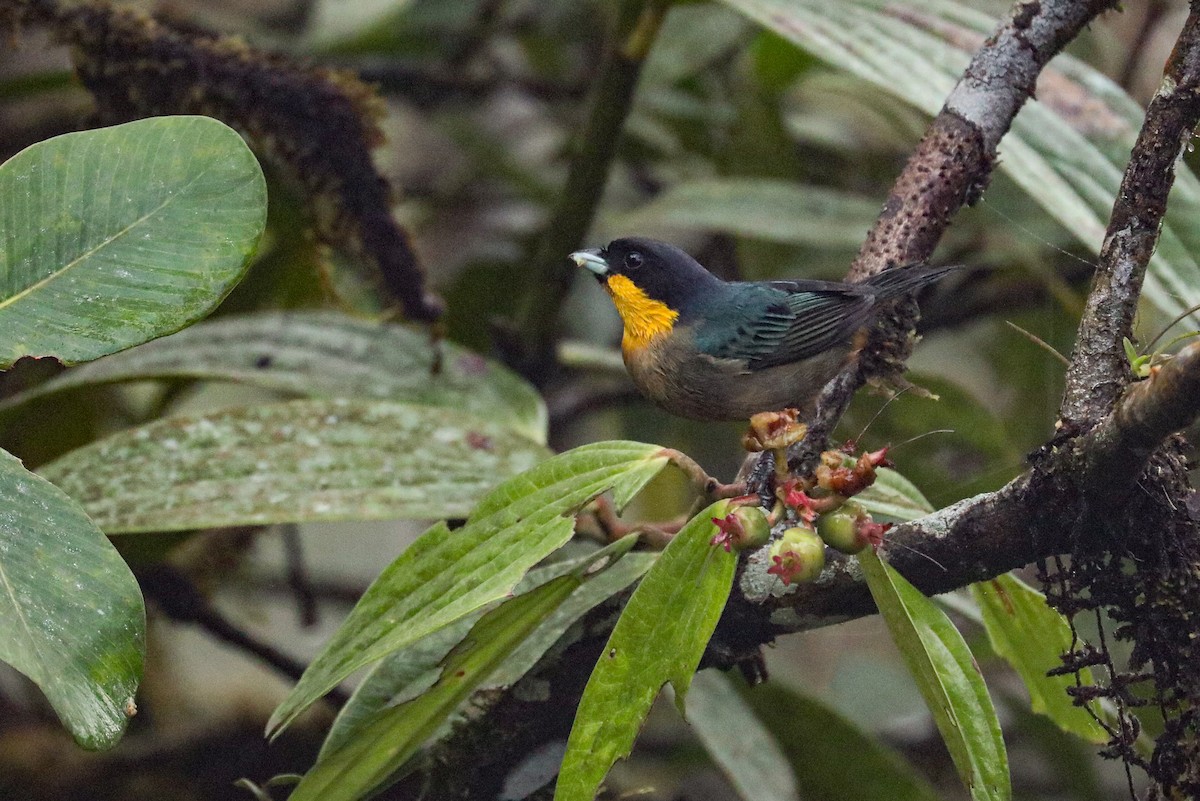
743,478 -> 1045,629
1060,4 -> 1200,424
849,0 -> 1119,281
1083,341 -> 1200,503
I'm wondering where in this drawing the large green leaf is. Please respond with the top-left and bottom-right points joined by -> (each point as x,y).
39,399 -> 548,533
291,574 -> 579,801
268,441 -> 671,737
744,682 -> 939,801
972,574 -> 1108,744
303,541 -> 651,801
686,671 -> 800,801
715,0 -> 1200,321
319,538 -> 654,758
612,178 -> 877,248
554,501 -> 738,801
0,448 -> 144,749
0,116 -> 266,367
0,311 -> 547,444
318,620 -> 473,763
859,547 -> 1009,801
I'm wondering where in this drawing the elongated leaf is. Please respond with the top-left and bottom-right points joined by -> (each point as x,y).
291,575 -> 579,801
972,574 -> 1107,744
318,620 -> 474,762
483,549 -> 656,692
613,178 -> 877,248
715,0 -> 1200,321
39,399 -> 548,533
0,116 -> 265,367
859,547 -> 1009,801
0,448 -> 144,749
321,537 -> 654,758
744,682 -> 939,801
686,672 -> 799,801
555,501 -> 738,801
0,311 -> 547,443
856,466 -> 934,523
268,441 -> 670,737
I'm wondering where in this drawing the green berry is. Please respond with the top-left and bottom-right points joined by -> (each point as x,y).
710,506 -> 771,552
817,502 -> 869,554
733,506 -> 771,549
766,526 -> 826,585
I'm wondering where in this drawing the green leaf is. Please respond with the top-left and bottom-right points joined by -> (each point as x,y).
859,547 -> 1009,801
291,574 -> 580,801
0,311 -> 547,444
0,116 -> 266,367
854,467 -> 934,523
268,441 -> 670,737
38,399 -> 549,533
482,546 -> 657,692
972,574 -> 1108,744
320,538 -> 655,758
318,620 -> 474,763
554,501 -> 738,801
612,178 -> 878,248
0,448 -> 144,749
743,682 -> 939,801
713,0 -> 1200,321
686,672 -> 800,801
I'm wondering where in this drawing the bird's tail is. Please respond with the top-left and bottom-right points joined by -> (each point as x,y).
862,264 -> 960,298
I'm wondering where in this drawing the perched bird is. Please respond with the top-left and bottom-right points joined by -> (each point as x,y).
570,237 -> 954,422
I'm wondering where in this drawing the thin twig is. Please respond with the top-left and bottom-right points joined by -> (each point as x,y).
1118,0 -> 1169,91
280,524 -> 318,629
137,564 -> 350,708
659,447 -> 747,500
1005,320 -> 1070,366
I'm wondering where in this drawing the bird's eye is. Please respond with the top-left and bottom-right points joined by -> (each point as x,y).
624,252 -> 644,270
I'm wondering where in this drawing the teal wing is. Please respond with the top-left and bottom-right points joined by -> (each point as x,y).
702,283 -> 875,370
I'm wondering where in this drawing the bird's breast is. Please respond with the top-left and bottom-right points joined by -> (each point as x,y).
604,274 -> 679,352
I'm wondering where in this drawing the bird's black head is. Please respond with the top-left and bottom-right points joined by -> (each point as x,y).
570,237 -> 721,310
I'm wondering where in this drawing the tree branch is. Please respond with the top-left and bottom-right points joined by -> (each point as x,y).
1060,4 -> 1200,425
850,0 -> 1120,281
1083,341 -> 1200,503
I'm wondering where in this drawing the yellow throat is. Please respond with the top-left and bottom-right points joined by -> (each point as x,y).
605,273 -> 679,352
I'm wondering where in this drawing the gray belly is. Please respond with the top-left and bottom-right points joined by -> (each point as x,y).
624,334 -> 850,422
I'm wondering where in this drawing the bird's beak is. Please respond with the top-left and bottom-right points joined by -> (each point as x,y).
570,249 -> 609,278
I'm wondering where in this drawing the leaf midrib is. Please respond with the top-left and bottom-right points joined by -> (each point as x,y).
0,534 -> 48,684
0,166 -> 211,313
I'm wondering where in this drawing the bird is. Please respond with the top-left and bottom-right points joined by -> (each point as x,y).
570,237 -> 955,422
